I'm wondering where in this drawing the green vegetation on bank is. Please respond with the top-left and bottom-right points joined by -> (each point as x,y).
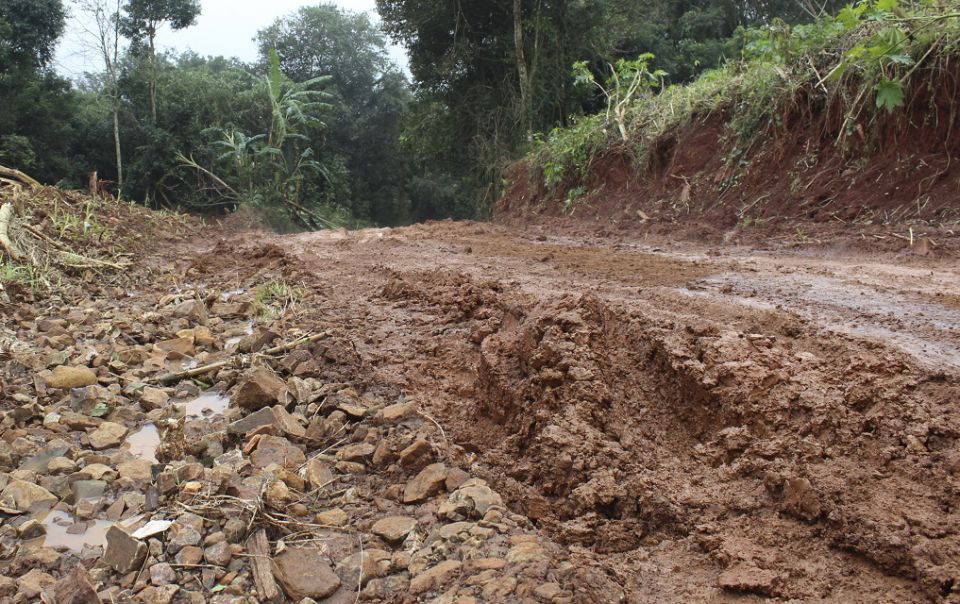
531,0 -> 960,195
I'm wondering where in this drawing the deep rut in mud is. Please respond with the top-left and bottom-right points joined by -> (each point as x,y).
225,222 -> 959,602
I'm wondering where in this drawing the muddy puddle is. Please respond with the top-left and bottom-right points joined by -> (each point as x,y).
123,424 -> 160,463
179,391 -> 229,419
27,511 -> 142,553
687,272 -> 960,371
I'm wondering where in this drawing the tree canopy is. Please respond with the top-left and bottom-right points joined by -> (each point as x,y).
0,0 -> 857,226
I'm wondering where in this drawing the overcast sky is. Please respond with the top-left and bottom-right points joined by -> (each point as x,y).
55,0 -> 408,80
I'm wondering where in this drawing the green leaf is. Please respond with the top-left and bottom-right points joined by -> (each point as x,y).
837,5 -> 866,28
875,78 -> 905,112
876,0 -> 899,12
887,54 -> 915,65
90,403 -> 111,418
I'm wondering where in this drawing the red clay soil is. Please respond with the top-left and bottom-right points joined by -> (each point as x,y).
496,64 -> 960,251
180,221 -> 960,602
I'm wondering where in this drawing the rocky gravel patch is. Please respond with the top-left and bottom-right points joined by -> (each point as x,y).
0,259 -> 578,603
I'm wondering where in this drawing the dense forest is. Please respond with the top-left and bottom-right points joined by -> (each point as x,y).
2,0 -> 850,229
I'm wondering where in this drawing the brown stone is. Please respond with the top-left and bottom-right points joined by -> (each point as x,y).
18,569 -> 55,599
371,516 -> 417,544
88,422 -> 129,450
316,508 -> 348,526
156,337 -> 195,358
506,541 -> 549,564
272,547 -> 341,600
717,563 -> 781,595
229,405 -> 304,438
398,438 -> 433,470
204,541 -> 233,567
137,585 -> 179,604
139,387 -> 169,411
375,402 -> 415,424
304,458 -> 334,490
173,300 -> 208,325
50,565 -> 102,604
336,549 -> 392,587
117,459 -> 154,483
45,366 -> 98,389
102,526 -> 147,573
409,560 -> 462,595
0,479 -> 58,511
403,463 -> 448,503
250,435 -> 305,469
231,368 -> 289,411
336,442 -> 375,464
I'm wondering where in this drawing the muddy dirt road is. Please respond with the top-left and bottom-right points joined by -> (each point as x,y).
184,221 -> 959,602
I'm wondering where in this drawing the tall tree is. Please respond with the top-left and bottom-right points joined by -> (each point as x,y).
0,0 -> 77,181
256,4 -> 412,225
120,0 -> 199,124
0,0 -> 66,71
77,0 -> 125,189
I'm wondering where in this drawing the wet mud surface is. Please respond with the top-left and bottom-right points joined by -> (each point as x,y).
209,222 -> 959,601
2,219 -> 958,602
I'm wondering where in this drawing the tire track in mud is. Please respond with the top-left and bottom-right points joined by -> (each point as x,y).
239,222 -> 959,602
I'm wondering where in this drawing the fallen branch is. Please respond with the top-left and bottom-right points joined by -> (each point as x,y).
0,203 -> 20,261
0,165 -> 41,189
153,331 -> 330,384
55,250 -> 127,270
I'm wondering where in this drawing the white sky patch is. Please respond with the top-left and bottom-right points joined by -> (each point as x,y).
55,0 -> 409,80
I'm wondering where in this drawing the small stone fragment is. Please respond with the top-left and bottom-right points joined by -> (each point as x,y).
336,442 -> 375,464
88,422 -> 129,450
139,387 -> 169,411
204,541 -> 233,567
250,435 -> 305,469
150,563 -> 177,586
45,366 -> 98,389
50,564 -> 102,603
403,463 -> 448,503
272,547 -> 341,600
316,508 -> 348,526
231,367 -> 289,411
102,526 -> 147,573
717,563 -> 781,596
409,560 -> 462,595
336,549 -> 392,587
18,569 -> 56,599
0,479 -> 58,512
398,438 -> 433,470
371,516 -> 417,544
304,458 -> 334,490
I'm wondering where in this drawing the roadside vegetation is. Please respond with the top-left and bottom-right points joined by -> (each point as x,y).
3,0 -> 868,230
530,0 -> 960,199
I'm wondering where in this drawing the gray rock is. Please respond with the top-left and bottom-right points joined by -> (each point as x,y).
102,526 -> 147,574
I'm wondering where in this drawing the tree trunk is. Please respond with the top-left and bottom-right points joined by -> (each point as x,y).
113,0 -> 123,189
149,32 -> 158,125
112,104 -> 123,190
513,0 -> 531,133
